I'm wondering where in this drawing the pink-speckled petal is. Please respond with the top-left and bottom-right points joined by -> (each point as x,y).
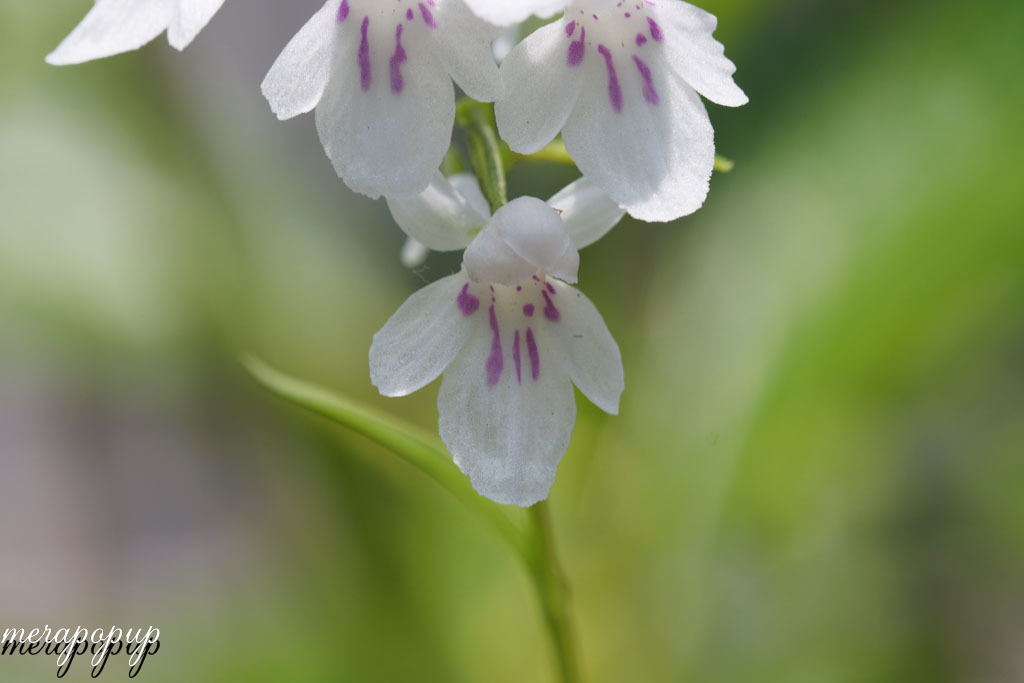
438,313 -> 576,507
370,273 -> 476,397
315,19 -> 455,198
562,54 -> 715,222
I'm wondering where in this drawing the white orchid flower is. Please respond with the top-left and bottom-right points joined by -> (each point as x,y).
46,0 -> 226,65
369,197 -> 624,506
386,171 -> 626,263
262,0 -> 504,200
495,0 -> 748,222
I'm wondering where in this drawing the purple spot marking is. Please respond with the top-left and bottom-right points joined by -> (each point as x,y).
541,290 -> 561,322
567,26 -> 585,66
545,281 -> 556,294
647,17 -> 663,41
485,305 -> 503,386
565,20 -> 576,37
390,24 -> 407,93
526,328 -> 540,381
597,45 -> 623,113
523,304 -> 535,317
624,11 -> 631,18
406,7 -> 413,19
532,275 -> 541,282
636,32 -> 647,46
457,283 -> 479,316
513,330 -> 522,383
337,0 -> 349,22
633,55 -> 659,105
358,17 -> 371,91
418,2 -> 437,28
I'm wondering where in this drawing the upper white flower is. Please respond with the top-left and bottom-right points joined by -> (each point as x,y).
369,197 -> 624,506
46,0 -> 226,65
495,0 -> 748,222
386,170 -> 627,264
262,0 -> 503,200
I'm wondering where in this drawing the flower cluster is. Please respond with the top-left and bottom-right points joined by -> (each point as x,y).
49,0 -> 746,506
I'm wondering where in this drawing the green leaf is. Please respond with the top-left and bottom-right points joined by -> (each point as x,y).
242,355 -> 529,560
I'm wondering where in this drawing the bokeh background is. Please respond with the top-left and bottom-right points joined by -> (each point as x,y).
2,0 -> 1023,681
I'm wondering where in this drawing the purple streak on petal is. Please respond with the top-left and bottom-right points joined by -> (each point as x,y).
545,281 -> 556,294
597,44 -> 623,113
565,20 -> 576,37
647,17 -> 663,42
541,290 -> 561,322
633,55 -> 659,105
526,328 -> 540,381
390,23 -> 407,93
635,32 -> 647,46
485,305 -> 504,386
337,0 -> 350,22
513,330 -> 522,384
406,7 -> 413,20
523,304 -> 535,317
358,17 -> 371,91
418,2 -> 437,28
457,283 -> 479,316
567,25 -> 585,66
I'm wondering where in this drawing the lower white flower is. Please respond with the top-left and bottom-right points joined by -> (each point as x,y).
47,0 -> 225,65
369,197 -> 624,506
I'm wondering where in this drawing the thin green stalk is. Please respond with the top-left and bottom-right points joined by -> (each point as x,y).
456,99 -> 507,213
527,502 -> 582,683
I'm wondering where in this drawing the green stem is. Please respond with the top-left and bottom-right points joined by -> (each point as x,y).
456,99 -> 508,213
528,502 -> 582,683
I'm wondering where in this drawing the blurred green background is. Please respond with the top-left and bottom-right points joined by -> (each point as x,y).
2,0 -> 1023,681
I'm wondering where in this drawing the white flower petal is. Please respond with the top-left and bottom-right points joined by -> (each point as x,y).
46,0 -> 170,66
438,311 -> 576,506
315,20 -> 455,198
261,0 -> 339,121
370,273 -> 476,397
492,198 -> 578,283
655,1 -> 748,107
400,237 -> 430,268
464,224 -> 536,286
545,280 -> 623,414
562,53 -> 714,222
386,171 -> 486,251
547,176 -> 626,248
461,0 -> 569,27
495,20 -> 585,154
432,0 -> 504,102
448,173 -> 492,219
464,197 -> 578,285
167,0 -> 225,50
